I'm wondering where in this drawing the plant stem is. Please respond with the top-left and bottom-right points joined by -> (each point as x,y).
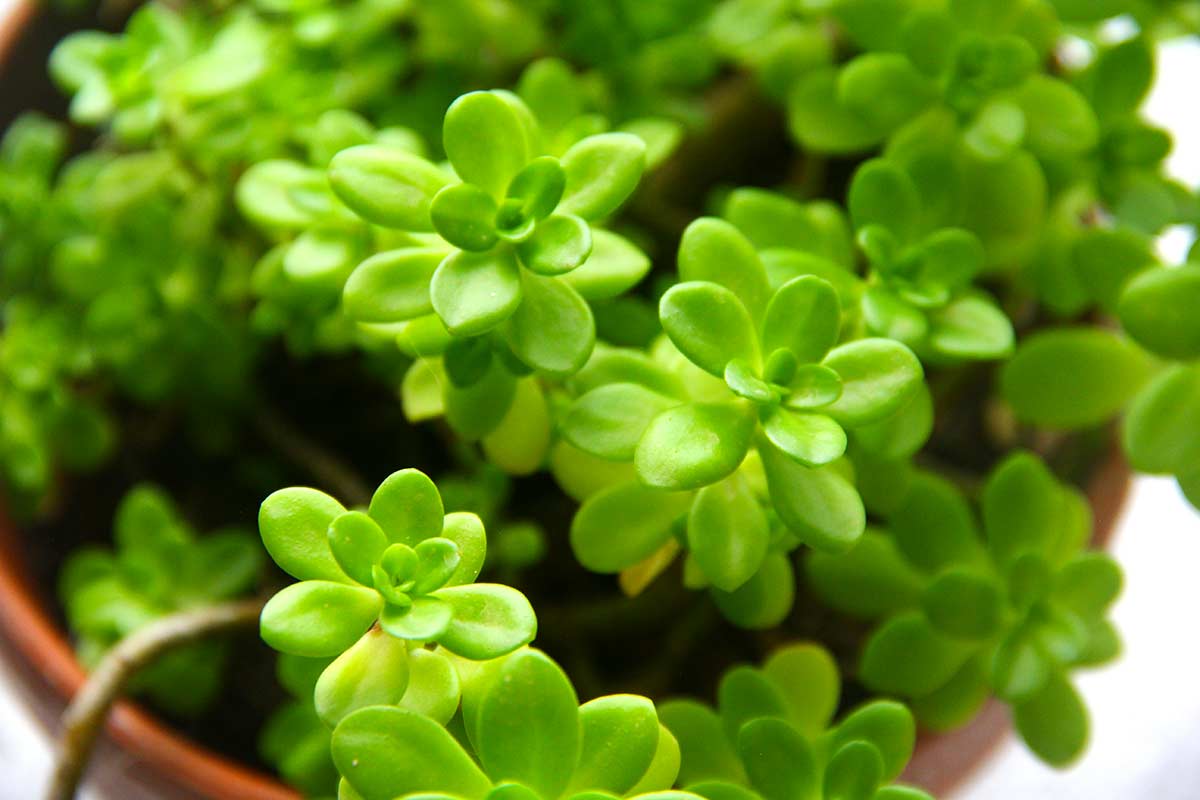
253,403 -> 372,506
44,598 -> 265,800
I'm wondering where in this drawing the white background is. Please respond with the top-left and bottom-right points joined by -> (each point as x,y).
0,5 -> 1197,798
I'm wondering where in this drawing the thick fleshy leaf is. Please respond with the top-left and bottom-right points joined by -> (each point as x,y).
259,488 -> 349,582
783,364 -> 843,410
1012,673 -> 1088,767
687,473 -> 770,592
761,276 -> 841,364
398,648 -> 461,724
562,230 -> 653,300
788,69 -> 884,155
660,282 -> 760,377
570,482 -> 692,573
328,511 -> 389,587
822,741 -> 882,800
473,649 -> 580,798
517,214 -> 593,276
711,552 -> 795,630
762,643 -> 840,736
329,145 -> 450,231
736,718 -> 818,800
570,695 -> 660,795
677,218 -> 771,320
381,596 -> 453,640
431,249 -> 523,336
982,452 -> 1077,566
563,383 -> 680,461
433,584 -> 537,660
828,700 -> 915,781
1118,266 -> 1200,361
838,53 -> 936,133
921,569 -> 1003,640
368,469 -> 444,546
481,377 -> 552,475
759,441 -> 864,553
635,402 -> 757,491
506,156 -> 566,223
658,700 -> 745,785
821,339 -> 923,428
628,724 -> 681,794
558,132 -> 646,220
762,408 -> 846,468
717,666 -> 789,739
927,295 -> 1015,360
440,512 -> 487,587
1053,553 -> 1123,619
343,248 -> 443,323
445,358 -> 518,441
805,530 -> 924,618
443,91 -> 532,197
852,383 -> 933,461
331,707 -> 491,800
859,612 -> 970,696
1123,365 -> 1200,474
848,159 -> 920,242
431,183 -> 500,252
888,472 -> 984,572
505,273 -> 594,376
314,628 -> 410,726
260,581 -> 382,658
1013,76 -> 1099,160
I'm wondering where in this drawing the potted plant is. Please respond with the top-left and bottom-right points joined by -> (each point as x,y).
0,0 -> 1193,798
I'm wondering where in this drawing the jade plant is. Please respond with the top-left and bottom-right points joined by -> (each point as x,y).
5,1 -> 1198,798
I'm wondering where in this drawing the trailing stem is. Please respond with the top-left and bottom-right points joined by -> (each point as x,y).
45,598 -> 265,800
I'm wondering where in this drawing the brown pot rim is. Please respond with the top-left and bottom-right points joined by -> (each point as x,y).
0,4 -> 1134,796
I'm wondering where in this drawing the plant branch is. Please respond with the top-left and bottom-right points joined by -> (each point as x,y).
45,598 -> 266,800
253,403 -> 372,506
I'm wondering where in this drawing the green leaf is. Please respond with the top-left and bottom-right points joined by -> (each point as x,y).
838,54 -> 936,133
328,511 -> 389,587
562,230 -> 652,300
678,218 -> 771,320
927,295 -> 1015,360
473,649 -> 580,798
259,488 -> 350,582
783,364 -> 844,410
329,145 -> 450,231
413,538 -> 462,594
570,695 -> 660,795
440,512 -> 487,587
261,581 -> 382,658
517,214 -> 593,276
761,276 -> 841,364
431,184 -> 500,252
343,248 -> 444,324
1013,76 -> 1099,160
717,665 -> 789,740
1012,673 -> 1088,767
1124,365 -> 1200,474
759,441 -> 864,553
1072,228 -> 1156,314
571,482 -> 692,572
635,402 -> 757,491
660,282 -> 760,377
887,473 -> 984,573
433,584 -> 537,660
629,724 -> 682,794
445,359 -> 518,441
431,248 -> 523,336
237,159 -> 322,230
762,409 -> 847,468
558,132 -> 646,221
852,383 -> 933,461
314,628 -> 410,726
1053,553 -> 1123,618
725,360 -> 777,403
658,701 -> 745,785
1089,36 -> 1153,120
822,741 -> 882,800
332,707 -> 491,800
762,643 -> 840,737
805,530 -> 924,618
849,160 -> 920,242
688,473 -> 771,592
821,339 -> 922,428
909,657 -> 990,733
859,612 -> 971,696
711,552 -> 795,630
506,156 -> 566,222
828,700 -> 915,781
369,469 -> 445,546
505,274 -> 595,376
398,648 -> 462,724
1118,266 -> 1200,361
788,69 -> 883,155
982,452 -> 1082,566
564,384 -> 680,461
381,596 -> 453,640
921,569 -> 1003,639
736,718 -> 818,800
443,91 -> 532,197
482,376 -> 553,475
1001,328 -> 1151,429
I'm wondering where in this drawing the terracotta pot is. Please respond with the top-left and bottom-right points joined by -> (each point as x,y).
0,4 -> 1133,798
